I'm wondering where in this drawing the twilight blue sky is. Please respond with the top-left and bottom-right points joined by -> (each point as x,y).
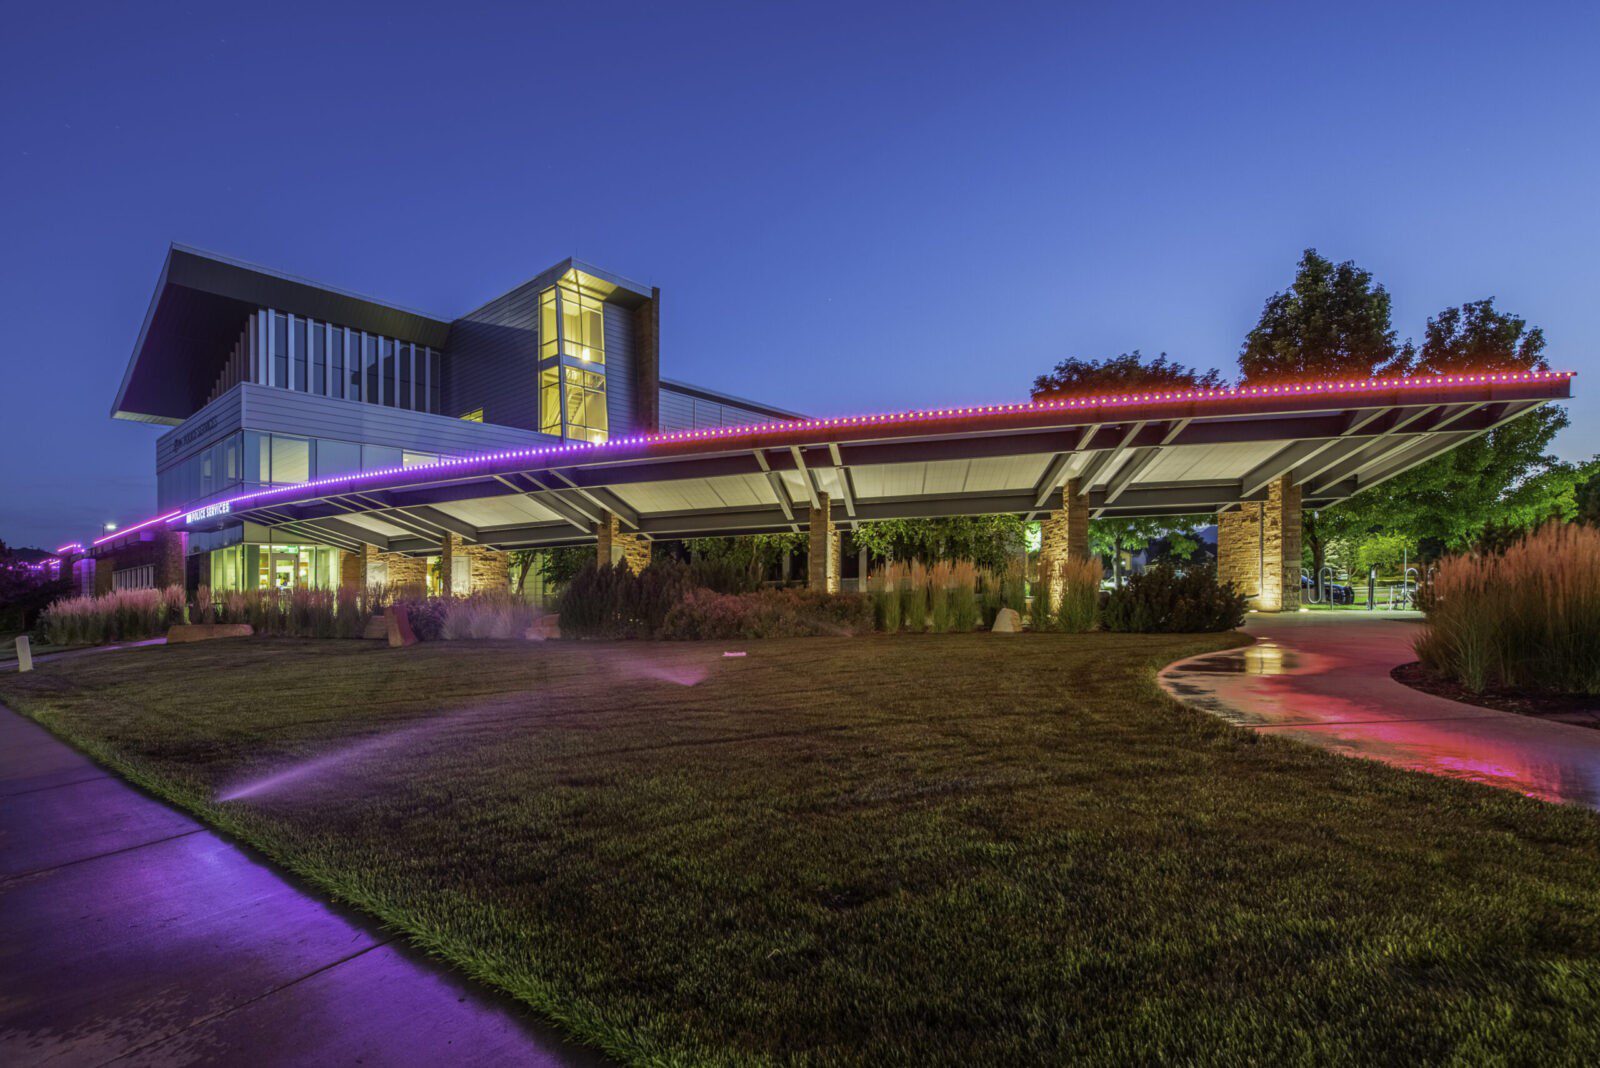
3,1 -> 1598,550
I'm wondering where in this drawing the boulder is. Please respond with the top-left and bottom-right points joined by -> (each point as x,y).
523,614 -> 561,641
167,623 -> 254,644
990,607 -> 1022,634
386,608 -> 418,648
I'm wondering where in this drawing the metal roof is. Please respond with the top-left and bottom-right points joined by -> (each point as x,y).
143,371 -> 1574,558
112,245 -> 454,425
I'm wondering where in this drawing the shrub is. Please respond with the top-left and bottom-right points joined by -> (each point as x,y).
661,588 -> 873,640
559,559 -> 696,639
1415,522 -> 1600,695
1046,556 -> 1102,633
1100,565 -> 1247,633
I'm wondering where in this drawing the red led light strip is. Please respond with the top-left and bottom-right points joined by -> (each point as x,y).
80,369 -> 1574,547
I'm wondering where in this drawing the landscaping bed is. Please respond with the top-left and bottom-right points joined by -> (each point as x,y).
1393,660 -> 1600,729
5,635 -> 1600,1064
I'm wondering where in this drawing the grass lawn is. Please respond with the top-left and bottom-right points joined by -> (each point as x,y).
4,633 -> 1600,1064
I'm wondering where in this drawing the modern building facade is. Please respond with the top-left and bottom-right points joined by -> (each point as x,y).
73,245 -> 1575,613
87,246 -> 798,596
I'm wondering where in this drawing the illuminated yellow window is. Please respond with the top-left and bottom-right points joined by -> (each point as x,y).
459,408 -> 483,423
538,288 -> 560,362
563,366 -> 608,443
539,367 -> 562,436
536,269 -> 612,442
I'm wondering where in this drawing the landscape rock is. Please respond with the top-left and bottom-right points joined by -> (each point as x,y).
991,607 -> 1022,634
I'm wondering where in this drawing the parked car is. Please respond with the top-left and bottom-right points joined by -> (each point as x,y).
1301,573 -> 1354,604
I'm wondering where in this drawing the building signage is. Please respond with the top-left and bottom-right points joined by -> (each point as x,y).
183,501 -> 232,524
165,416 -> 219,458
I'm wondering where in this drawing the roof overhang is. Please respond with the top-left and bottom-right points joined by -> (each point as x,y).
112,245 -> 453,425
136,371 -> 1572,556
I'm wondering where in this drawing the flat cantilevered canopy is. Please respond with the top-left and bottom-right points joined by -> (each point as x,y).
167,371 -> 1573,557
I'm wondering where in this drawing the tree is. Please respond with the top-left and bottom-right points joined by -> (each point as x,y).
1239,249 -> 1411,384
1033,351 -> 1227,581
1090,517 -> 1211,585
1033,350 -> 1225,400
1316,298 -> 1570,553
853,516 -> 1026,574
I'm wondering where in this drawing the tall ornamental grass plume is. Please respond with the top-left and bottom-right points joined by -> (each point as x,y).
193,584 -> 214,624
1049,556 -> 1102,633
870,563 -> 905,632
928,561 -> 954,633
439,591 -> 541,640
903,561 -> 930,633
1415,522 -> 1600,695
39,586 -> 188,646
949,560 -> 981,632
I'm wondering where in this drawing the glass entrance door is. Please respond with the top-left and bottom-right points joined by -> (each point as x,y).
266,551 -> 303,590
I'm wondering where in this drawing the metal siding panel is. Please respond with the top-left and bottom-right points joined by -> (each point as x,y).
443,281 -> 540,430
603,301 -> 636,436
237,383 -> 555,457
659,388 -> 697,432
156,387 -> 246,471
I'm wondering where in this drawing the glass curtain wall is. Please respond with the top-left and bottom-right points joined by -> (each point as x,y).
536,270 -> 610,443
241,308 -> 440,414
208,543 -> 342,592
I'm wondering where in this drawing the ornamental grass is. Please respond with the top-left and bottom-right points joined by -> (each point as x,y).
1415,522 -> 1600,695
39,586 -> 188,646
1047,555 -> 1103,633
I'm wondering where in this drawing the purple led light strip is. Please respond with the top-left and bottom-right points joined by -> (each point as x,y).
85,369 -> 1574,542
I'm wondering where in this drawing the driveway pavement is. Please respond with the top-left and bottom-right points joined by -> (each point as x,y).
1160,612 -> 1600,809
0,704 -> 602,1067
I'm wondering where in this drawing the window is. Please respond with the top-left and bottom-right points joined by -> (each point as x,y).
539,366 -> 561,436
292,316 -> 308,391
398,342 -> 413,410
330,327 -> 346,399
364,334 -> 379,403
362,443 -> 402,470
536,270 -> 612,442
379,338 -> 394,407
311,324 -> 326,395
428,349 -> 441,413
402,450 -> 437,467
563,366 -> 608,443
271,312 -> 288,387
269,435 -> 312,484
316,438 -> 361,478
460,407 -> 483,423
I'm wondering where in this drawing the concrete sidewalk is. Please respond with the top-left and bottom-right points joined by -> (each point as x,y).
1161,613 -> 1600,809
0,705 -> 602,1067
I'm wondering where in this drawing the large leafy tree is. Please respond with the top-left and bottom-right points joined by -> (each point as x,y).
853,516 -> 1026,573
1034,352 -> 1225,579
1033,350 -> 1225,399
1313,298 -> 1576,554
1239,249 -> 1412,384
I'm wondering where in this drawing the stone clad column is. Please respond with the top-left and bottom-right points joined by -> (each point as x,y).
1217,474 -> 1301,611
440,532 -> 460,596
595,511 -> 649,572
808,493 -> 840,593
1037,478 -> 1090,611
340,545 -> 372,590
1262,474 -> 1301,612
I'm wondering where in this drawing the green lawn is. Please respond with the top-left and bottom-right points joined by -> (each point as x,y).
4,633 -> 1600,1064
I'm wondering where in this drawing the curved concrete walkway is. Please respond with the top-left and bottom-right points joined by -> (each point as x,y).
1160,613 -> 1600,810
0,704 -> 604,1067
